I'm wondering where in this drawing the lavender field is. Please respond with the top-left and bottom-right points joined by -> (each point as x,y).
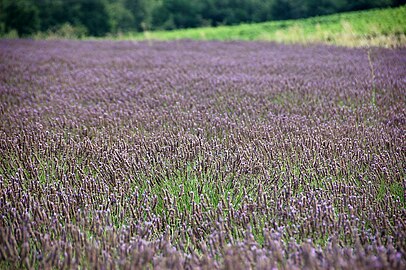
0,40 -> 405,269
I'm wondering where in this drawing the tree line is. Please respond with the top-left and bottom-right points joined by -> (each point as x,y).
0,0 -> 404,37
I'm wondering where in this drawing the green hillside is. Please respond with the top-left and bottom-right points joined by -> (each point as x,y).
126,5 -> 406,48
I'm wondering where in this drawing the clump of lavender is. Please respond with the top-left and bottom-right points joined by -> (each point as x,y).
0,40 -> 405,269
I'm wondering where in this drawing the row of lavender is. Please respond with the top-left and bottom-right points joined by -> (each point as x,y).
0,40 -> 405,269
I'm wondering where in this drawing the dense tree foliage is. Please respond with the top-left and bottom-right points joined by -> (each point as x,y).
0,0 -> 404,36
0,0 -> 40,36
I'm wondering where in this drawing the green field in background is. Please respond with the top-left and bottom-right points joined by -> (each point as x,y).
124,6 -> 406,47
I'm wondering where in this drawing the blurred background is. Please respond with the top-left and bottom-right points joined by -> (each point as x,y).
0,0 -> 404,38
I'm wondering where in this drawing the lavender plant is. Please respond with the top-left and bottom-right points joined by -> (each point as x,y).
0,40 -> 405,269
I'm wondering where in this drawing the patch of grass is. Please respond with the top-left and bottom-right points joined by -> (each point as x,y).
140,162 -> 247,217
123,6 -> 406,48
